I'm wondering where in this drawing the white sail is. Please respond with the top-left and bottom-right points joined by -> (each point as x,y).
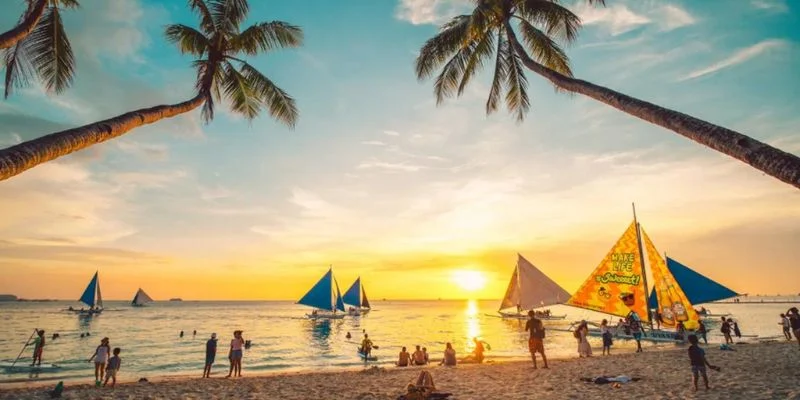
500,254 -> 569,311
95,275 -> 103,308
133,288 -> 154,306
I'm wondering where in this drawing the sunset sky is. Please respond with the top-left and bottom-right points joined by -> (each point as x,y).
0,0 -> 798,301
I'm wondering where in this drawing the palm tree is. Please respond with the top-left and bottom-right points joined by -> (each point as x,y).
0,0 -> 301,182
2,0 -> 80,98
415,0 -> 800,189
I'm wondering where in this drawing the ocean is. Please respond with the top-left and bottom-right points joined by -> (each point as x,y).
0,298 -> 796,385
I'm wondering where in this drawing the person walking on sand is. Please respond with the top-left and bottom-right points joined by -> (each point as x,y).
600,319 -> 613,355
697,320 -> 708,344
88,337 -> 111,385
103,348 -> 122,388
203,333 -> 218,378
780,314 -> 792,340
720,317 -> 733,344
30,329 -> 45,366
687,334 -> 720,391
525,310 -> 548,368
787,307 -> 800,349
439,342 -> 456,366
577,321 -> 592,358
226,330 -> 245,378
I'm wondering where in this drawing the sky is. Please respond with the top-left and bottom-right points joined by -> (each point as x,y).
0,0 -> 798,301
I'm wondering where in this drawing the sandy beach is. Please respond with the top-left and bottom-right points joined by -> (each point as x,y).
1,340 -> 797,400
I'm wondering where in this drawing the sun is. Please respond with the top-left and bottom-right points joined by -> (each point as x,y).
451,270 -> 487,292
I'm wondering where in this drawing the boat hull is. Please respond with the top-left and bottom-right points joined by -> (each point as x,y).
306,313 -> 346,320
496,312 -> 566,320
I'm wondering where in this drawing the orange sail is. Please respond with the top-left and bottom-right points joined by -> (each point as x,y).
566,221 -> 649,322
642,229 -> 699,329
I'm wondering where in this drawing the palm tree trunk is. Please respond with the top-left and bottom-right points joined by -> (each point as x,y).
0,0 -> 48,50
504,24 -> 800,190
0,94 -> 205,182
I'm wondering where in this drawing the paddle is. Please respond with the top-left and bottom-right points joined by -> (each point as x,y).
10,328 -> 38,368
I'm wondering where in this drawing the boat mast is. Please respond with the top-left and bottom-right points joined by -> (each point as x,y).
632,203 -> 654,329
516,256 -> 522,311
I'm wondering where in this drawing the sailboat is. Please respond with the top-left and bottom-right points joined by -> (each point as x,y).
493,254 -> 569,320
69,271 -> 103,315
297,267 -> 346,319
131,288 -> 154,307
648,257 -> 737,318
342,277 -> 371,316
564,206 -> 699,343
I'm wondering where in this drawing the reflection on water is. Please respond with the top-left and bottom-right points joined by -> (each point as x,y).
464,300 -> 481,353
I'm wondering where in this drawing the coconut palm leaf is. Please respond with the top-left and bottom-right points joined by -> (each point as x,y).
231,21 -> 303,55
514,0 -> 581,44
516,18 -> 571,76
208,0 -> 249,34
503,41 -> 529,122
188,0 -> 216,34
221,61 -> 260,120
165,24 -> 209,56
238,60 -> 298,127
485,30 -> 509,114
415,15 -> 471,81
3,39 -> 35,98
26,6 -> 75,94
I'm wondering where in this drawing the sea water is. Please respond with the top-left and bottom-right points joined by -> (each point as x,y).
0,298 -> 796,384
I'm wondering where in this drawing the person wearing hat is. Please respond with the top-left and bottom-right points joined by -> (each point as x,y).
88,337 -> 111,385
226,330 -> 245,378
203,333 -> 218,378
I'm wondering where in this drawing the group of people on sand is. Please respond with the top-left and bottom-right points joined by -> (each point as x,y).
87,337 -> 122,388
781,307 -> 800,347
203,330 -> 246,378
395,338 -> 485,367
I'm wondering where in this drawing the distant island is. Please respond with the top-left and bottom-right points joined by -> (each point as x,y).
169,298 -> 183,302
0,294 -> 17,302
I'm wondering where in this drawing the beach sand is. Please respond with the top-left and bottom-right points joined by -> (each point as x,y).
1,341 -> 798,399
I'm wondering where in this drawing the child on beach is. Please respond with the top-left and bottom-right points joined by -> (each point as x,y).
88,337 -> 111,385
600,319 -> 612,355
780,314 -> 792,340
103,348 -> 121,388
203,333 -> 217,378
687,335 -> 720,391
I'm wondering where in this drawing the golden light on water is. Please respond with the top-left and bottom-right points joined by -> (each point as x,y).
451,269 -> 487,292
464,299 -> 481,351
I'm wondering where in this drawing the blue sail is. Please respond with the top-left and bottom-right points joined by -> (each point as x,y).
298,269 -> 334,311
79,272 -> 98,307
666,257 -> 738,305
334,278 -> 345,312
342,277 -> 361,306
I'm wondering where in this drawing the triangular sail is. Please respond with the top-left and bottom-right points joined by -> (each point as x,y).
666,257 -> 738,305
334,277 -> 345,312
79,272 -> 98,308
641,230 -> 699,329
342,278 -> 361,307
132,288 -> 154,306
498,264 -> 520,311
361,285 -> 370,309
516,254 -> 570,309
566,221 -> 650,322
298,269 -> 335,311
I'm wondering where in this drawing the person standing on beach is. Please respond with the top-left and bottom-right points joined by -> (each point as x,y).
780,314 -> 792,340
687,335 -> 720,391
600,319 -> 612,355
787,307 -> 800,348
525,311 -> 548,368
732,320 -> 741,339
697,320 -> 708,344
577,321 -> 592,357
227,330 -> 245,378
628,314 -> 643,353
30,329 -> 45,366
360,334 -> 374,357
720,317 -> 733,344
88,337 -> 111,385
103,348 -> 121,388
203,333 -> 217,378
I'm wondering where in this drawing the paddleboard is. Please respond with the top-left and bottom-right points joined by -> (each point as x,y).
1,363 -> 61,373
357,349 -> 378,361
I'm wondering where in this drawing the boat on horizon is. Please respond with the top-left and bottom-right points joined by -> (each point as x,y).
492,254 -> 568,320
131,288 -> 154,307
342,277 -> 371,316
68,271 -> 103,316
297,267 -> 346,319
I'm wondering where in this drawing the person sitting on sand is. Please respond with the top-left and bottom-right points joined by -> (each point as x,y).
103,348 -> 122,388
462,337 -> 486,363
397,347 -> 411,367
412,345 -> 426,366
422,347 -> 429,364
440,343 -> 456,366
687,334 -> 720,392
360,334 -> 374,357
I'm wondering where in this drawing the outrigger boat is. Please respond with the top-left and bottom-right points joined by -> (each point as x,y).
491,254 -> 568,320
131,288 -> 154,307
297,267 -> 346,320
68,271 -> 103,315
342,277 -> 371,316
563,205 -> 702,343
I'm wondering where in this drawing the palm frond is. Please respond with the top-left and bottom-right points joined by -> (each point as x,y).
187,0 -> 215,34
433,37 -> 481,105
192,58 -> 224,123
3,39 -> 35,98
27,6 -> 75,94
54,0 -> 81,8
165,24 -> 210,56
503,36 -> 530,122
415,15 -> 471,81
516,18 -> 571,76
221,61 -> 261,120
486,29 -> 509,115
230,22 -> 303,55
238,61 -> 298,127
514,0 -> 581,45
458,29 -> 495,95
208,0 -> 249,34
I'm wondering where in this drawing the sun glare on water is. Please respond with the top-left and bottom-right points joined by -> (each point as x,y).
451,270 -> 487,292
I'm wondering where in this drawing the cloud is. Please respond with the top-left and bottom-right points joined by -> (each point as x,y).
383,130 -> 400,136
395,0 -> 471,25
657,4 -> 696,31
199,185 -> 235,202
751,0 -> 789,12
574,3 -> 651,36
357,159 -> 425,172
361,140 -> 387,146
679,39 -> 788,81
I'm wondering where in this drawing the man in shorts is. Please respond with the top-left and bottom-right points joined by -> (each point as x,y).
525,310 -> 548,369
